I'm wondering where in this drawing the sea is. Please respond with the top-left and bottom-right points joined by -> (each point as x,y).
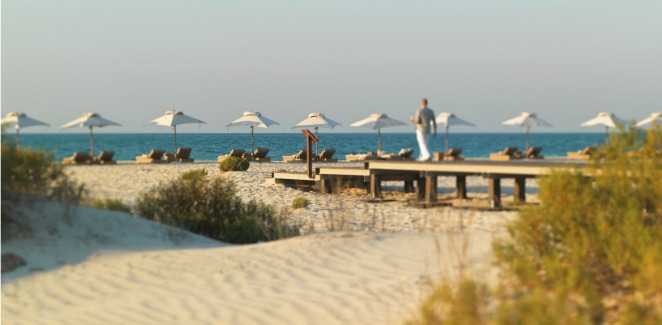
5,132 -> 607,161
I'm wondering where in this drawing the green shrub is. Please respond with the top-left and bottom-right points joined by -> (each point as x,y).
410,125 -> 662,324
91,198 -> 132,213
291,197 -> 310,209
1,142 -> 87,241
134,171 -> 298,244
181,168 -> 207,181
1,143 -> 86,204
219,156 -> 250,172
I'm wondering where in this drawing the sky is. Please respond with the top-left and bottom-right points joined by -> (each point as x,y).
2,0 -> 661,134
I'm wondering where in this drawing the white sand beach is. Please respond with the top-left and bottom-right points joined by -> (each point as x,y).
2,161 -> 522,324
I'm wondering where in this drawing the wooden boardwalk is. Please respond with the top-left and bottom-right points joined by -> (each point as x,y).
272,159 -> 586,208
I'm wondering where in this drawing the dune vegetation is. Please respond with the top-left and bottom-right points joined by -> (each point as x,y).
410,125 -> 662,324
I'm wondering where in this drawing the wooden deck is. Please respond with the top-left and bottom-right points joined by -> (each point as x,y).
272,159 -> 586,208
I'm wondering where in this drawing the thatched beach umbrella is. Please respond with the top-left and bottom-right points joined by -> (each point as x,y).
226,111 -> 279,152
145,110 -> 206,152
580,112 -> 627,143
350,113 -> 406,153
502,112 -> 552,150
1,112 -> 49,148
61,112 -> 121,157
435,112 -> 475,152
292,112 -> 341,155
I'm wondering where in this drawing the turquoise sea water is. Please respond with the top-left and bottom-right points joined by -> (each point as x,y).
5,132 -> 606,161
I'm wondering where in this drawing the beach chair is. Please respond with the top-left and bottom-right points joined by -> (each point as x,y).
175,147 -> 194,163
218,149 -> 246,162
523,147 -> 544,159
136,149 -> 167,164
283,149 -> 308,163
384,148 -> 415,161
489,147 -> 522,161
345,152 -> 379,162
62,152 -> 94,165
318,148 -> 338,162
96,150 -> 117,164
434,148 -> 464,161
251,147 -> 271,162
567,146 -> 595,160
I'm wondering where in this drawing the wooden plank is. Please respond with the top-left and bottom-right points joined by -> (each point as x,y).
272,172 -> 318,182
317,167 -> 370,177
367,160 -> 577,177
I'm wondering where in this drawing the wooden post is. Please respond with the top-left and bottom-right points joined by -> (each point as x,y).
89,126 -> 94,157
404,180 -> 415,193
370,174 -> 382,199
456,175 -> 467,199
417,177 -> 426,200
425,175 -> 438,203
514,177 -> 526,203
301,130 -> 318,179
320,178 -> 331,194
489,177 -> 502,208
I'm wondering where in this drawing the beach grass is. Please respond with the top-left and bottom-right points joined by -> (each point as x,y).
90,198 -> 132,214
409,125 -> 662,324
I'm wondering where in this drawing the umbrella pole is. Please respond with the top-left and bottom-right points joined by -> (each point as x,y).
605,126 -> 609,144
445,126 -> 449,153
89,126 -> 95,157
315,127 -> 319,156
16,128 -> 20,149
173,125 -> 177,152
526,126 -> 530,150
378,128 -> 381,153
251,126 -> 255,153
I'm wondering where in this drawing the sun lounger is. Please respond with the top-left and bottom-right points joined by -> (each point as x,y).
382,148 -> 415,161
434,148 -> 464,161
489,147 -> 522,161
345,152 -> 380,162
136,149 -> 167,164
218,149 -> 246,162
318,148 -> 338,162
175,147 -> 194,163
567,146 -> 596,160
251,147 -> 271,162
523,147 -> 544,159
62,151 -> 94,165
283,149 -> 309,163
96,150 -> 116,164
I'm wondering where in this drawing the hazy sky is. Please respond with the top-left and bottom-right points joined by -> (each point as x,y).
3,0 -> 661,133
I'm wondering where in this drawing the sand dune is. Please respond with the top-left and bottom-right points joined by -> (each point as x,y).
2,197 -> 498,325
3,161 -> 514,324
